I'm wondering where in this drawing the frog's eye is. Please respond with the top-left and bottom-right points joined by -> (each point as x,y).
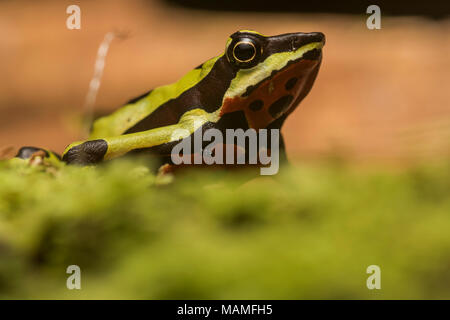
227,37 -> 262,69
233,41 -> 256,63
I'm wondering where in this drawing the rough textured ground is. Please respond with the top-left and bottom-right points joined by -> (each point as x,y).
0,160 -> 449,299
0,0 -> 449,163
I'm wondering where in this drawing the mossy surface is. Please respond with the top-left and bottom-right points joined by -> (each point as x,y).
0,159 -> 449,299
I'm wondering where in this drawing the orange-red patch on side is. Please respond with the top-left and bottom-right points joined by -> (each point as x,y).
220,59 -> 318,129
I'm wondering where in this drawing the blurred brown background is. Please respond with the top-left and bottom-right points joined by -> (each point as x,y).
0,0 -> 449,164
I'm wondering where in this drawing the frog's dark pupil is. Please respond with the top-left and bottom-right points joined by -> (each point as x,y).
234,42 -> 255,62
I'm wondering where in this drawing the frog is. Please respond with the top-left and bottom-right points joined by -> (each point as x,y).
13,30 -> 325,173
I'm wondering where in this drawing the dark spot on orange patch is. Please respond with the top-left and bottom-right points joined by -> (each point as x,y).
285,77 -> 298,90
249,100 -> 264,111
269,95 -> 293,119
221,59 -> 320,129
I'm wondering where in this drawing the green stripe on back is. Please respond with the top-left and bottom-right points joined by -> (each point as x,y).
89,55 -> 221,139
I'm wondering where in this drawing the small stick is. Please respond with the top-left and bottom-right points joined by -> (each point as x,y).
82,30 -> 129,138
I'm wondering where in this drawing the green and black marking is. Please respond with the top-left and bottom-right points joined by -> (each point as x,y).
14,30 -> 325,169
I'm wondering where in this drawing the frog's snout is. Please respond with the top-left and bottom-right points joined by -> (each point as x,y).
291,32 -> 325,51
310,32 -> 325,45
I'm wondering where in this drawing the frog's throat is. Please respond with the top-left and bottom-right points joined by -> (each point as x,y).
222,41 -> 323,101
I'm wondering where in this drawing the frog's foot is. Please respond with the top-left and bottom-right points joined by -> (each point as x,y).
16,146 -> 49,160
62,140 -> 108,165
13,146 -> 63,168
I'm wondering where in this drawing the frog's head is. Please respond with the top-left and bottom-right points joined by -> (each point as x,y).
220,30 -> 325,129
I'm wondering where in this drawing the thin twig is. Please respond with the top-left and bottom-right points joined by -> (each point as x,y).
82,30 -> 129,138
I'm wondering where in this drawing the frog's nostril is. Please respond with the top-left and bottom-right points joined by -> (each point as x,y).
290,40 -> 296,51
292,38 -> 303,50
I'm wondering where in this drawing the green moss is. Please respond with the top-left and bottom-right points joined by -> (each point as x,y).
0,159 -> 449,299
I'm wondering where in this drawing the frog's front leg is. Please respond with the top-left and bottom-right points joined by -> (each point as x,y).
62,131 -> 172,165
62,127 -> 190,165
62,108 -> 212,165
